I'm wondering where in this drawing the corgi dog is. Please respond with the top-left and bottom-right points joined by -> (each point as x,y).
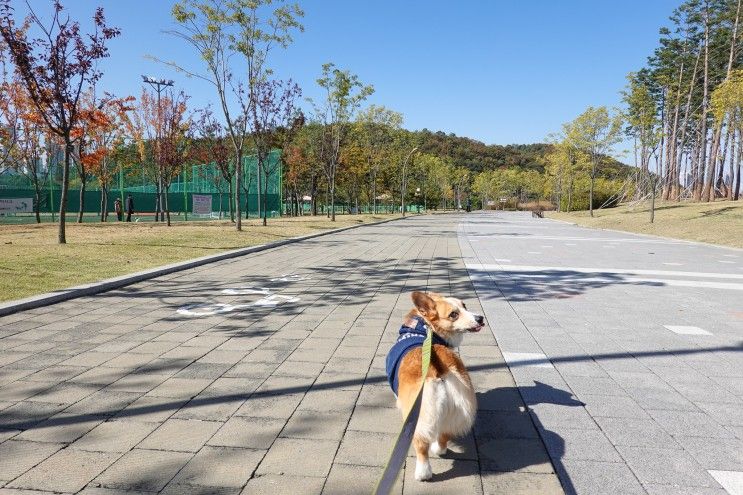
385,291 -> 484,481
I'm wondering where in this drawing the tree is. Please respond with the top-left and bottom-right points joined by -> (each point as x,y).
159,91 -> 191,225
168,0 -> 303,231
312,63 -> 373,221
192,106 -> 235,221
249,77 -> 300,225
711,69 -> 743,199
0,0 -> 120,243
357,105 -> 403,214
75,92 -> 133,222
567,107 -> 623,216
0,75 -> 49,222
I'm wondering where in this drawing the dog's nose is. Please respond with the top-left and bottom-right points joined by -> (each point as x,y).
475,315 -> 484,325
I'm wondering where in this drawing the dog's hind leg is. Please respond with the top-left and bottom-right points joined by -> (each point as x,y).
413,434 -> 432,481
430,433 -> 450,457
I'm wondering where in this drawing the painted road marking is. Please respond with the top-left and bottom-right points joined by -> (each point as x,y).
663,263 -> 683,266
664,325 -> 713,336
476,235 -> 684,244
527,251 -> 541,255
466,263 -> 743,280
221,287 -> 271,296
501,352 -> 554,369
723,254 -> 739,258
467,264 -> 743,291
708,470 -> 743,495
719,260 -> 736,264
494,258 -> 511,262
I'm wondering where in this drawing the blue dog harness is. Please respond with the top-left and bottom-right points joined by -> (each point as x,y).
385,316 -> 451,395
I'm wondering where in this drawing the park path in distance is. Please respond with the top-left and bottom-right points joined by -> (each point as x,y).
0,214 -> 561,495
460,211 -> 743,495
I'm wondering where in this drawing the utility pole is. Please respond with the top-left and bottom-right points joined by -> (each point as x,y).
141,75 -> 174,222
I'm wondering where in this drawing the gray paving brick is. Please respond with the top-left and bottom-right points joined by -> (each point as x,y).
616,445 -> 720,487
93,448 -> 193,492
243,474 -> 325,495
137,419 -> 219,453
170,446 -> 265,488
481,471 -> 564,495
334,430 -> 395,467
73,420 -> 158,452
0,440 -> 64,482
323,464 -> 401,495
256,438 -> 338,477
557,460 -> 645,495
8,448 -> 120,493
207,417 -> 284,449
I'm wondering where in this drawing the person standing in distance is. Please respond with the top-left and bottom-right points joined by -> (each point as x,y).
125,194 -> 134,222
114,197 -> 122,221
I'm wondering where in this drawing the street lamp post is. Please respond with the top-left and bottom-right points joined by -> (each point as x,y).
401,147 -> 418,218
141,75 -> 174,222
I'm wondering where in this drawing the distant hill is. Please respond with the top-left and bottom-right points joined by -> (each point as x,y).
409,129 -> 633,179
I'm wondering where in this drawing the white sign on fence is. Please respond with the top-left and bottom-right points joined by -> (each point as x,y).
0,198 -> 33,213
192,194 -> 212,215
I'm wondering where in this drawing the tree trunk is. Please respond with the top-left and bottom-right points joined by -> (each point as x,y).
235,151 -> 242,231
674,46 -> 702,200
717,122 -> 733,196
330,177 -> 336,222
77,176 -> 86,223
33,182 -> 41,224
650,177 -> 656,223
695,10 -> 710,202
262,171 -> 268,226
58,141 -> 72,244
165,185 -> 171,226
100,185 -> 107,222
372,170 -> 377,215
228,177 -> 234,222
589,158 -> 596,217
728,129 -> 738,200
735,129 -> 742,200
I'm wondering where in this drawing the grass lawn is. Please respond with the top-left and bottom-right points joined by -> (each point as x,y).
549,200 -> 743,249
0,214 -> 402,303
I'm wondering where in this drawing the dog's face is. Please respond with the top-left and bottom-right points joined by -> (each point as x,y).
411,291 -> 485,342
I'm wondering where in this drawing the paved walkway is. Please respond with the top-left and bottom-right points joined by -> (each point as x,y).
1,212 -> 741,494
0,215 -> 558,495
461,212 -> 743,495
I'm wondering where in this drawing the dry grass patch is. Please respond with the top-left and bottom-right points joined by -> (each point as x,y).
549,200 -> 743,249
0,214 -> 400,302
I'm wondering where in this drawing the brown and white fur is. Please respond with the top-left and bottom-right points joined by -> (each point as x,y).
397,291 -> 484,481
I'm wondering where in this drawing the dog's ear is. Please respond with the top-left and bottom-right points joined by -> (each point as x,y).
412,291 -> 437,320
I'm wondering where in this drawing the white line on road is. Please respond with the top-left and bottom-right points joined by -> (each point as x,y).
708,470 -> 743,495
501,352 -> 554,369
664,325 -> 713,336
466,263 -> 743,280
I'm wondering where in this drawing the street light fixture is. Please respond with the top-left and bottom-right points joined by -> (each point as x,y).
141,75 -> 174,222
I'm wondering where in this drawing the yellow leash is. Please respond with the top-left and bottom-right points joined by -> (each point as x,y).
373,323 -> 433,495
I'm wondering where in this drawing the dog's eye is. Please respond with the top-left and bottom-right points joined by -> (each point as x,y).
449,311 -> 459,320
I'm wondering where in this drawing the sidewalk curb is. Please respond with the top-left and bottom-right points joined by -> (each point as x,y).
0,215 -> 409,317
544,214 -> 743,252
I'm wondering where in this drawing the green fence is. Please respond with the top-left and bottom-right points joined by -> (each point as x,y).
0,150 -> 282,217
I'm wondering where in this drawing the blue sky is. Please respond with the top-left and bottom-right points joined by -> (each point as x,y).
12,0 -> 680,146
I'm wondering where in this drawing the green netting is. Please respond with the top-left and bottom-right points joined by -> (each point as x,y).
0,149 -> 282,216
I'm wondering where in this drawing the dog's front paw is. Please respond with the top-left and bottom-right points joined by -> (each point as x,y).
414,460 -> 432,481
430,441 -> 447,457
